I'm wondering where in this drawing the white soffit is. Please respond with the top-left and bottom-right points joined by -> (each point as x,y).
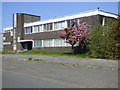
18,40 -> 33,42
98,10 -> 118,19
4,27 -> 13,31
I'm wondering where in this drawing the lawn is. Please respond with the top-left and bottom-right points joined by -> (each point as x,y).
19,50 -> 94,58
0,50 -> 15,54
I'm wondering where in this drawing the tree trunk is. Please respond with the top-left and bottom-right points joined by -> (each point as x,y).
72,44 -> 74,50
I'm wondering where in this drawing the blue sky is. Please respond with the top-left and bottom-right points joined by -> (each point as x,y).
2,2 -> 118,32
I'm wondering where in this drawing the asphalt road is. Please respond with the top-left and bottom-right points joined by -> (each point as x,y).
3,71 -> 69,88
2,57 -> 118,88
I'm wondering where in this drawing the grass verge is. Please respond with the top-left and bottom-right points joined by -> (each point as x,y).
0,51 -> 16,54
19,50 -> 94,58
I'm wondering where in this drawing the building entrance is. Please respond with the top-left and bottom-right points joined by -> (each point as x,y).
22,42 -> 32,51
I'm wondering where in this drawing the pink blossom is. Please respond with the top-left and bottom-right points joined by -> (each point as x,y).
57,19 -> 91,47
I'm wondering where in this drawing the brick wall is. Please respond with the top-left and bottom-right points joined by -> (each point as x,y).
3,32 -> 13,51
33,47 -> 72,52
24,30 -> 62,40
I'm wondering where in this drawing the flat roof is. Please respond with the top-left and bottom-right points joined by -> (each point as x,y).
4,27 -> 13,31
4,9 -> 118,30
24,9 -> 118,27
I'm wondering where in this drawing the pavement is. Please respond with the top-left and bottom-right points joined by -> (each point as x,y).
2,54 -> 118,71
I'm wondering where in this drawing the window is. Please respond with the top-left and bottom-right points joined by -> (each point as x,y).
33,25 -> 42,33
54,22 -> 57,30
44,23 -> 53,31
61,39 -> 65,46
25,26 -> 33,34
71,19 -> 74,23
54,39 -> 61,47
5,30 -> 11,33
3,37 -> 6,40
34,40 -> 42,47
3,42 -> 11,45
66,43 -> 71,46
54,21 -> 65,30
43,40 -> 49,47
75,18 -> 79,23
10,30 -> 13,36
49,39 -> 53,47
101,16 -> 105,26
67,20 -> 71,28
67,19 -> 76,27
54,39 -> 65,47
43,39 -> 53,47
39,25 -> 42,32
34,25 -> 39,33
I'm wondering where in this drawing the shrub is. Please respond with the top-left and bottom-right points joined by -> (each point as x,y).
2,51 -> 5,54
112,15 -> 120,58
87,22 -> 117,59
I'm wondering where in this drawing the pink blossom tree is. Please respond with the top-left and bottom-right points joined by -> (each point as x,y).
58,19 -> 91,49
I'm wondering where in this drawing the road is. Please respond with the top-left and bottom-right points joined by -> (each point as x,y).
2,57 -> 118,88
3,71 -> 69,88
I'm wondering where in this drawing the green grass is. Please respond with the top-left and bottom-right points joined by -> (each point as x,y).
0,50 -> 16,54
0,51 -> 2,54
19,50 -> 93,58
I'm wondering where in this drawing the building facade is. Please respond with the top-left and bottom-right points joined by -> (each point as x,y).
3,9 -> 118,52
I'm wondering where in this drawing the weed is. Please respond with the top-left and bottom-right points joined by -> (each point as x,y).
34,59 -> 45,61
28,57 -> 33,60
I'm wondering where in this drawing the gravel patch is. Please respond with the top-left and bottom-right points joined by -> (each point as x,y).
2,54 -> 118,71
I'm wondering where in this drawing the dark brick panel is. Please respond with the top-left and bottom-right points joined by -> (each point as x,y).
33,47 -> 72,52
3,44 -> 13,51
81,15 -> 99,26
3,32 -> 13,42
24,30 -> 62,40
16,14 -> 24,39
24,14 -> 40,23
105,16 -> 116,24
3,32 -> 13,50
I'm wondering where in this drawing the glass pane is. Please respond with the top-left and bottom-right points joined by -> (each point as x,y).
34,26 -> 36,33
50,23 -> 52,30
54,22 -> 57,30
36,26 -> 39,32
67,20 -> 70,27
49,39 -> 53,47
39,25 -> 42,32
31,26 -> 32,33
44,24 -> 46,31
47,24 -> 48,30
61,39 -> 65,46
